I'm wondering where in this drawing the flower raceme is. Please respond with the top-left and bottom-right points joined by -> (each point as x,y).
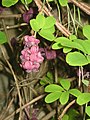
20,35 -> 44,72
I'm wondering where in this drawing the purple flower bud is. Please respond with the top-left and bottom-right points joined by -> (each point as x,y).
45,49 -> 56,60
23,8 -> 34,23
10,37 -> 17,47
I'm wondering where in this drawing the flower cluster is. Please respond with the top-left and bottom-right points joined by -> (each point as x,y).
20,35 -> 44,72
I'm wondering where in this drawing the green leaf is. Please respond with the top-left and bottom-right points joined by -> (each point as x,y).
2,0 -> 18,7
60,91 -> 69,105
66,52 -> 89,66
39,29 -> 55,41
80,40 -> 90,54
0,31 -> 7,44
62,114 -> 69,120
42,16 -> 56,29
59,0 -> 68,6
60,39 -> 86,53
83,25 -> 90,39
46,26 -> 55,33
60,79 -> 70,90
54,37 -> 69,43
87,55 -> 90,63
69,35 -> 77,40
77,93 -> 90,105
82,79 -> 89,86
45,92 -> 61,103
48,0 -> 54,2
30,19 -> 40,32
47,72 -> 53,79
63,47 -> 72,53
67,108 -> 80,120
52,42 -> 62,49
20,0 -> 32,4
45,84 -> 64,92
86,106 -> 90,117
69,89 -> 81,97
36,14 -> 45,29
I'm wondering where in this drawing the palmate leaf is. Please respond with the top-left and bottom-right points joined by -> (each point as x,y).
2,0 -> 18,7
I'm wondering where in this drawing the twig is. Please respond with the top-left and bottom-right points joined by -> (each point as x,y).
0,23 -> 28,31
0,14 -> 22,19
68,0 -> 90,15
0,45 -> 22,120
34,0 -> 71,37
1,19 -> 13,51
3,94 -> 45,120
58,100 -> 76,120
41,109 -> 56,120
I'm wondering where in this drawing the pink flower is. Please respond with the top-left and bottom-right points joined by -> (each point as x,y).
24,35 -> 40,47
30,46 -> 39,53
30,52 -> 44,63
20,48 -> 30,61
20,35 -> 44,72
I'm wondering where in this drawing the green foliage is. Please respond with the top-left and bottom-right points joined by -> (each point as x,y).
60,79 -> 70,90
69,89 -> 82,97
20,0 -> 32,4
2,0 -> 32,7
30,19 -> 40,32
0,31 -> 7,44
69,35 -> 77,40
42,16 -> 56,29
62,114 -> 69,120
59,0 -> 68,6
45,84 -> 64,93
36,14 -> 45,29
40,72 -> 54,85
45,79 -> 71,104
66,52 -> 88,66
86,106 -> 90,117
82,79 -> 89,86
30,14 -> 56,41
45,91 -> 62,103
77,93 -> 90,105
83,25 -> 90,39
2,0 -> 19,7
67,108 -> 81,120
60,91 -> 69,104
39,29 -> 55,41
62,109 -> 81,120
52,42 -> 62,49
